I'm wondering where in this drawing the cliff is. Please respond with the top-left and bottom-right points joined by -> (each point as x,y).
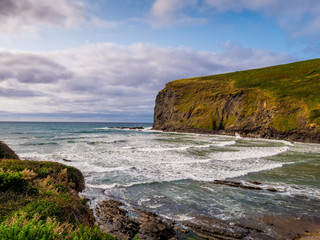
153,58 -> 320,143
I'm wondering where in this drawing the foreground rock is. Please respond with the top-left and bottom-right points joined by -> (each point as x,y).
153,59 -> 320,143
96,199 -> 175,240
96,198 -> 320,240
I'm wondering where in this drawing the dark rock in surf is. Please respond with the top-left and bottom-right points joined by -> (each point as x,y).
267,188 -> 277,192
213,180 -> 263,191
249,180 -> 262,185
129,127 -> 144,130
213,180 -> 242,187
111,127 -> 144,130
137,210 -> 175,240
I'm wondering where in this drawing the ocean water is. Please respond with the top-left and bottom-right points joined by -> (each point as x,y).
1,122 -> 319,222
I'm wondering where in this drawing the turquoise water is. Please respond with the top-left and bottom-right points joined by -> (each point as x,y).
1,122 -> 319,222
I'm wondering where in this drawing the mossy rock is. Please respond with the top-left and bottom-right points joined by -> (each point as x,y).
0,142 -> 19,160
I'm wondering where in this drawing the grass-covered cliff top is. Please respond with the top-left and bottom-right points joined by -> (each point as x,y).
169,58 -> 320,106
0,142 -> 115,240
163,59 -> 320,132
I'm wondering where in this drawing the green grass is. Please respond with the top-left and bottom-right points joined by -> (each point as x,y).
164,58 -> 320,132
0,158 -> 116,239
0,214 -> 116,240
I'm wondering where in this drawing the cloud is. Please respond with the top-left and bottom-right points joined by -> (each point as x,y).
0,43 -> 292,121
147,0 -> 320,36
204,0 -> 320,37
0,51 -> 73,83
0,87 -> 42,98
149,0 -> 206,28
0,0 -> 117,35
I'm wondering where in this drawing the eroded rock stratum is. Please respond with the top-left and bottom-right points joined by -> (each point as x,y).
153,58 -> 320,143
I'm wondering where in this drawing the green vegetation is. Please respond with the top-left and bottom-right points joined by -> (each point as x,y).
0,214 -> 115,240
159,58 -> 320,137
271,115 -> 300,132
0,157 -> 115,240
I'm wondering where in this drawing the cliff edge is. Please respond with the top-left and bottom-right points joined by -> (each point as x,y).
153,58 -> 320,143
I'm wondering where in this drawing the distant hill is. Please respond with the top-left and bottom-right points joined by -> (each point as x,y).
153,58 -> 320,143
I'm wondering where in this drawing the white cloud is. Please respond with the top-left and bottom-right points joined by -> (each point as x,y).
0,0 -> 117,36
0,43 -> 291,121
0,51 -> 72,83
149,0 -> 205,28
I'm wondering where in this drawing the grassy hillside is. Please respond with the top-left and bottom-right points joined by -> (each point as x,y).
0,142 -> 115,240
154,58 -> 320,142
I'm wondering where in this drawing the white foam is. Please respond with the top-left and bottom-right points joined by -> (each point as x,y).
7,123 -> 320,227
211,146 -> 289,161
86,183 -> 120,189
173,215 -> 194,221
94,127 -> 111,130
212,140 -> 237,147
235,133 -> 242,139
15,126 -> 295,194
137,146 -> 189,152
257,182 -> 320,201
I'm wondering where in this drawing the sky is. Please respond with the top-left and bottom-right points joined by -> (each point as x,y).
0,0 -> 319,122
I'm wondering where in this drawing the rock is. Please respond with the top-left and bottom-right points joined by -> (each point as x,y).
267,188 -> 277,192
213,180 -> 242,187
129,127 -> 144,130
96,199 -> 175,240
110,127 -> 144,130
262,215 -> 320,240
243,232 -> 275,240
0,141 -> 19,160
241,185 -> 263,190
95,199 -> 320,240
96,199 -> 139,239
182,215 -> 250,239
213,180 -> 263,191
249,180 -> 262,185
137,210 -> 175,240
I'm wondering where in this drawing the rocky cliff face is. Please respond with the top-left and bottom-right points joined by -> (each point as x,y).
153,59 -> 320,143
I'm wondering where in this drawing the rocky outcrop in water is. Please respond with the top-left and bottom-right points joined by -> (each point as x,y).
153,59 -> 320,143
212,180 -> 277,192
110,127 -> 144,130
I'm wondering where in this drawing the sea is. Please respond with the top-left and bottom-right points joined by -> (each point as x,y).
1,121 -> 319,223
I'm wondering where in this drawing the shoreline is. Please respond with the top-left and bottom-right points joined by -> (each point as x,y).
94,196 -> 320,239
153,127 -> 320,145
